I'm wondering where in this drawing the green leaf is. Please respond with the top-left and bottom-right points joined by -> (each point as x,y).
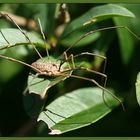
27,74 -> 70,99
0,28 -> 47,50
38,87 -> 120,135
62,4 -> 135,38
136,72 -> 140,106
26,57 -> 71,99
113,17 -> 134,65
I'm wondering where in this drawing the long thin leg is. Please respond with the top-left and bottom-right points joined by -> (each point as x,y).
64,26 -> 140,53
63,52 -> 71,69
59,52 -> 75,70
0,54 -> 41,73
74,66 -> 107,90
74,52 -> 106,59
60,51 -> 106,71
73,52 -> 107,84
61,66 -> 107,79
63,52 -> 75,68
37,18 -> 50,61
0,12 -> 43,60
62,52 -> 106,75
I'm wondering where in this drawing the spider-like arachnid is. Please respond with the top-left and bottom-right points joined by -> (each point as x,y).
1,11 -> 139,111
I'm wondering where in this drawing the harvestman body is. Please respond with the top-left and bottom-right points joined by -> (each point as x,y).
31,61 -> 64,77
1,11 -> 140,111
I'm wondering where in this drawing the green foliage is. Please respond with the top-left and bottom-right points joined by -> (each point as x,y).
60,4 -> 135,48
38,87 -> 119,135
0,3 -> 140,136
61,4 -> 135,38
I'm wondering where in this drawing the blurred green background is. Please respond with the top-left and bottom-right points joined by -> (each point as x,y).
0,3 -> 140,136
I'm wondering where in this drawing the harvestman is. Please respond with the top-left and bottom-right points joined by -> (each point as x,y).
1,12 -> 139,111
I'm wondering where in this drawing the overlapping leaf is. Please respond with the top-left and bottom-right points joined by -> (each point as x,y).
38,87 -> 120,135
61,4 -> 135,38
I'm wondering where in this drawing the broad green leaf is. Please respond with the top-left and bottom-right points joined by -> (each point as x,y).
136,72 -> 140,106
0,28 -> 49,50
38,87 -> 120,135
113,17 -> 134,65
62,4 -> 135,38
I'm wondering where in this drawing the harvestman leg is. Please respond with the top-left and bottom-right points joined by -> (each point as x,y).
63,51 -> 75,69
62,52 -> 107,88
59,70 -> 125,111
73,52 -> 107,86
64,25 -> 140,55
0,54 -> 41,73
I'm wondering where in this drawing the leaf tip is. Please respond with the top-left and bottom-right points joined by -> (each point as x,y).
49,129 -> 62,135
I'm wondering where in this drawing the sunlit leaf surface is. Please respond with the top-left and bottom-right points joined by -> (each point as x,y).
38,87 -> 120,135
